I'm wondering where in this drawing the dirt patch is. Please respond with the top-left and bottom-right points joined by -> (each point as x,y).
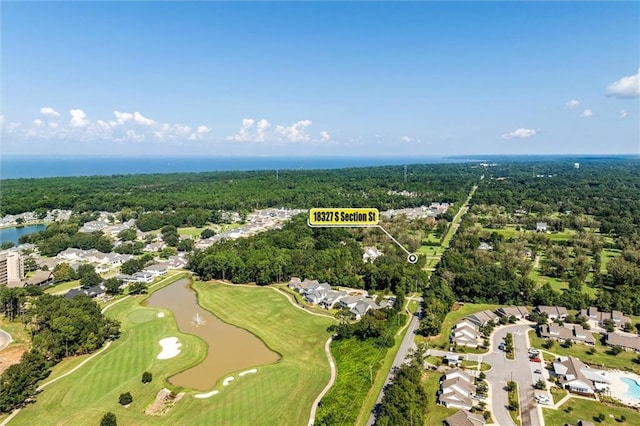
144,388 -> 185,416
0,344 -> 28,375
451,302 -> 461,312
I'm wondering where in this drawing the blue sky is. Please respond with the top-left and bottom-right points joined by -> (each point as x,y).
2,1 -> 638,157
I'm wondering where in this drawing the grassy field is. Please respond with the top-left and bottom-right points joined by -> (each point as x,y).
508,382 -> 521,426
417,303 -> 500,349
550,386 -> 567,405
44,279 -> 81,294
543,397 -> 640,426
528,269 -> 597,298
423,369 -> 458,425
529,330 -> 640,374
601,248 -> 622,273
10,279 -> 334,426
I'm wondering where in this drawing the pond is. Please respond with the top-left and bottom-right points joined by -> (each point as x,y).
0,224 -> 46,246
145,278 -> 280,390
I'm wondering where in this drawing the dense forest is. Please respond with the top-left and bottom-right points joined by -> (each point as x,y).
0,287 -> 119,412
0,163 -> 478,215
187,214 -> 431,292
419,159 -> 640,337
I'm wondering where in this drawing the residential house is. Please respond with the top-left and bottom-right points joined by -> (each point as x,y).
350,298 -> 379,319
444,411 -> 486,426
451,321 -> 481,348
496,306 -> 529,320
144,242 -> 166,252
144,263 -> 169,277
535,306 -> 568,321
605,332 -> 640,353
438,375 -> 476,410
64,288 -> 86,299
539,323 -> 595,345
536,222 -> 548,232
579,307 -> 631,329
553,356 -> 611,395
24,270 -> 54,287
465,310 -> 498,328
442,368 -> 473,385
57,248 -> 84,261
319,290 -> 348,309
132,272 -> 154,283
362,246 -> 383,263
443,353 -> 462,366
477,242 -> 493,251
338,296 -> 364,310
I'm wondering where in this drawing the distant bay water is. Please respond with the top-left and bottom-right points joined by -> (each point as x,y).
0,156 -> 471,179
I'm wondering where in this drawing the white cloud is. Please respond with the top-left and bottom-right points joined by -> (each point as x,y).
400,136 -> 413,143
40,107 -> 60,118
7,107 -> 211,145
581,109 -> 593,117
275,120 -> 312,142
501,128 -> 536,139
133,111 -> 154,126
69,109 -> 89,127
606,69 -> 640,98
227,118 -> 319,143
565,100 -> 580,109
619,110 -> 627,119
320,131 -> 330,142
111,111 -> 134,126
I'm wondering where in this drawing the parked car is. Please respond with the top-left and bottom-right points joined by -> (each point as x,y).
530,357 -> 541,363
534,369 -> 542,374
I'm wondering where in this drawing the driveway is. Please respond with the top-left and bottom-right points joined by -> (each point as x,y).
484,323 -> 544,426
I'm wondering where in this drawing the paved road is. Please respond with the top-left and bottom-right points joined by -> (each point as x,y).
484,324 -> 543,426
0,328 -> 12,352
366,307 -> 422,425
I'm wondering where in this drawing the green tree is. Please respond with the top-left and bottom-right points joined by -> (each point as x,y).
118,392 -> 133,406
0,241 -> 15,250
53,262 -> 77,283
117,228 -> 137,241
200,228 -> 216,239
128,282 -> 147,295
103,278 -> 121,295
100,412 -> 117,426
141,371 -> 152,384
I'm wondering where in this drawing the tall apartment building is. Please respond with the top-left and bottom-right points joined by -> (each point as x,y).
0,250 -> 24,286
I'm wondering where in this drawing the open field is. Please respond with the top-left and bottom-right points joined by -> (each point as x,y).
417,303 -> 500,349
543,397 -> 640,426
529,330 -> 640,375
9,278 -> 333,426
601,248 -> 622,273
528,269 -> 597,298
44,279 -> 81,294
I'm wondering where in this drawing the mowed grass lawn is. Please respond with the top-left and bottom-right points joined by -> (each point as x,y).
543,398 -> 640,426
11,280 -> 333,426
417,303 -> 500,349
529,330 -> 640,374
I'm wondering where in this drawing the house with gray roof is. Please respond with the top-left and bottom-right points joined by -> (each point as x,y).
605,332 -> 640,353
444,410 -> 486,426
350,299 -> 379,319
535,305 -> 568,321
465,310 -> 498,327
553,356 -> 610,395
496,306 -> 529,319
539,323 -> 595,345
579,307 -> 631,329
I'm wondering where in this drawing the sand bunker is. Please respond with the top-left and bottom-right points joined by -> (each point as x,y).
238,369 -> 257,377
157,337 -> 181,360
194,390 -> 220,399
157,312 -> 165,318
222,376 -> 235,386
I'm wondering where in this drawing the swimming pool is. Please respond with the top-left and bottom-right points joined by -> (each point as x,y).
621,377 -> 640,402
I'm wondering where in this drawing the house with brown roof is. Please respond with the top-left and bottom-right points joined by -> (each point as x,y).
451,322 -> 481,348
496,306 -> 530,319
443,410 -> 486,426
553,356 -> 610,395
539,323 -> 595,346
605,332 -> 640,353
579,307 -> 631,329
438,376 -> 477,410
535,305 -> 568,321
465,310 -> 498,327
